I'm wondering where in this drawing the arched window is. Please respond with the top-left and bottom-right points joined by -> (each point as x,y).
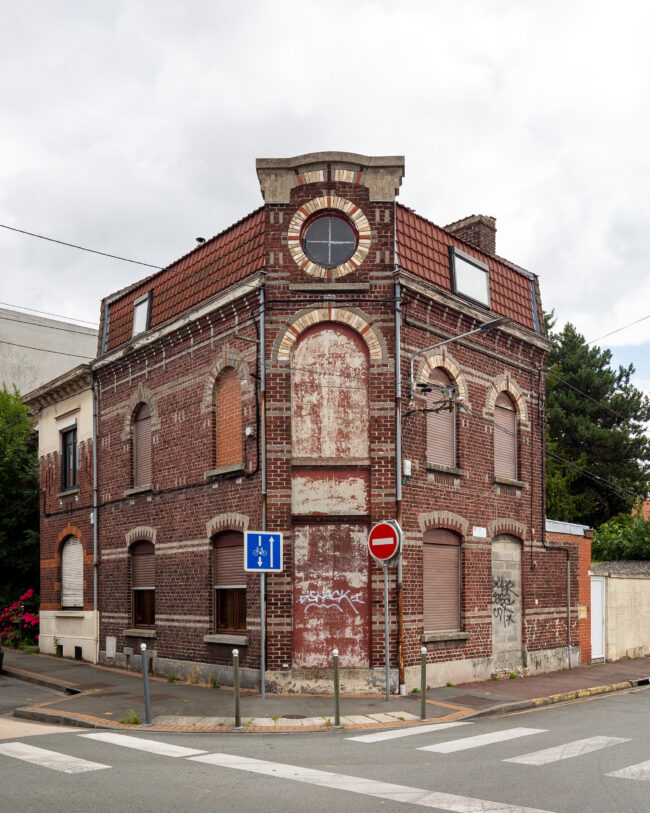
426,368 -> 456,467
213,532 -> 246,633
494,392 -> 517,479
61,537 -> 83,609
422,529 -> 461,632
133,403 -> 152,487
215,368 -> 242,468
131,541 -> 155,628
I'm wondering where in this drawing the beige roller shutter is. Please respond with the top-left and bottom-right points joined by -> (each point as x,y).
133,404 -> 152,486
422,529 -> 460,631
214,533 -> 245,587
494,392 -> 517,479
61,538 -> 83,608
132,542 -> 155,588
426,368 -> 455,467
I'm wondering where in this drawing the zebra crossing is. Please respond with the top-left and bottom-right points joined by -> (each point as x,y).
0,720 -> 647,811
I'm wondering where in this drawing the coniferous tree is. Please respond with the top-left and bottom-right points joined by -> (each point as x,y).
545,319 -> 650,527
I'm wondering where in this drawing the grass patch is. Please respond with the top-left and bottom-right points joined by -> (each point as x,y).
166,673 -> 177,683
120,709 -> 142,725
208,674 -> 219,689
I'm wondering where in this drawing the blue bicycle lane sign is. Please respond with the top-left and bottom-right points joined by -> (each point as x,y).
244,531 -> 283,572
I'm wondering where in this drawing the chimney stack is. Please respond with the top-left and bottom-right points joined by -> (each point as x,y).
445,214 -> 496,256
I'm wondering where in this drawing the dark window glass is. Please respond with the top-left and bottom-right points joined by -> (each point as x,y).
133,589 -> 155,627
302,215 -> 357,268
61,428 -> 77,490
215,588 -> 246,632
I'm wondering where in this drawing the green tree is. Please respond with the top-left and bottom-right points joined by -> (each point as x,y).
545,319 -> 650,527
592,512 -> 650,560
0,386 -> 39,607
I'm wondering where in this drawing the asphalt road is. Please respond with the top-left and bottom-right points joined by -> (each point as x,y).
0,671 -> 66,716
0,685 -> 648,813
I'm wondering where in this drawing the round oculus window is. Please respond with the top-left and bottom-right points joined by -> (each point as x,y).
301,214 -> 358,269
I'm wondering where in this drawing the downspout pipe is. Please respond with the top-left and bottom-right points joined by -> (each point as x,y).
91,370 -> 99,664
395,267 -> 405,696
259,283 -> 267,697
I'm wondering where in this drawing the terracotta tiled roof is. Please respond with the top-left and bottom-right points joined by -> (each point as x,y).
396,204 -> 538,333
101,207 -> 264,353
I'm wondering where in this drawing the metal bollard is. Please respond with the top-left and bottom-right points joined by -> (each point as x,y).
420,646 -> 427,721
332,649 -> 341,728
233,649 -> 241,729
140,643 -> 153,726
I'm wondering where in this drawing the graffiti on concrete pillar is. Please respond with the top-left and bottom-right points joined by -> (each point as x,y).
492,577 -> 518,627
297,587 -> 365,615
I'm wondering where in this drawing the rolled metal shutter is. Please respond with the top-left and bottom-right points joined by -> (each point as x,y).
426,368 -> 455,467
422,529 -> 460,631
133,404 -> 152,486
494,392 -> 516,479
61,538 -> 83,608
214,539 -> 245,587
132,542 -> 155,588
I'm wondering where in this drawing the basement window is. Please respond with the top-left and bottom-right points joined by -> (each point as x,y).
449,248 -> 490,308
132,292 -> 152,337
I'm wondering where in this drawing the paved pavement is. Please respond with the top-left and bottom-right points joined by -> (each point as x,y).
3,649 -> 649,733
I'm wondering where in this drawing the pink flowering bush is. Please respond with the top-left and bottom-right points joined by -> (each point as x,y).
1,589 -> 39,647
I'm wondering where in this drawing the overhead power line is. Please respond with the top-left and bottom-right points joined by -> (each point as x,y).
0,314 -> 98,337
0,339 -> 93,360
0,223 -> 162,269
587,314 -> 650,346
0,302 -> 99,327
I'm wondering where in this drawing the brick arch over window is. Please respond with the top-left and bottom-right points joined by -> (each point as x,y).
206,512 -> 250,539
201,349 -> 254,414
275,307 -> 384,363
485,377 -> 528,426
125,526 -> 157,547
121,384 -> 161,439
418,510 -> 469,538
488,518 -> 527,540
291,322 -> 370,459
414,351 -> 468,402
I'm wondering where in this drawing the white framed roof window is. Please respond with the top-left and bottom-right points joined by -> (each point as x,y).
132,292 -> 152,337
449,247 -> 490,308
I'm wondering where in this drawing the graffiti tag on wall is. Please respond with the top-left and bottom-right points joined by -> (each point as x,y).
492,577 -> 519,627
298,587 -> 365,615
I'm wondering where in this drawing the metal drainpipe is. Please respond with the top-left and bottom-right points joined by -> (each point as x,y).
395,273 -> 405,696
259,284 -> 267,696
91,370 -> 99,664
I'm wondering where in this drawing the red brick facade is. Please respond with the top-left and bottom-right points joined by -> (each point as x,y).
34,153 -> 590,690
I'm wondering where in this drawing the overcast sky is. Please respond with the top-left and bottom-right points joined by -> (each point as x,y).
2,0 -> 649,396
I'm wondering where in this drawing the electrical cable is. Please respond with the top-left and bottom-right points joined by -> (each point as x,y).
587,314 -> 650,346
0,339 -> 93,360
0,302 -> 99,326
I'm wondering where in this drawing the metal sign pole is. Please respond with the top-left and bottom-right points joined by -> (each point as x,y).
383,563 -> 390,701
261,572 -> 266,698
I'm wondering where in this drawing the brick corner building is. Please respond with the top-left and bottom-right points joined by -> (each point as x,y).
35,152 -> 590,692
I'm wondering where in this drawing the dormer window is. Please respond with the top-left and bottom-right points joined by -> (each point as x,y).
449,248 -> 490,308
133,293 -> 151,337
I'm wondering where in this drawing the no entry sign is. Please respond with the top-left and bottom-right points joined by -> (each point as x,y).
368,520 -> 402,564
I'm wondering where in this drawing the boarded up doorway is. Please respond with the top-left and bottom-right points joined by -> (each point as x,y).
491,535 -> 523,671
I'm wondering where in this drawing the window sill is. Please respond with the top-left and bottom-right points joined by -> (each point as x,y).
494,476 -> 527,489
57,488 -> 79,499
56,610 -> 85,617
205,463 -> 245,479
425,462 -> 466,477
123,628 -> 156,638
124,484 -> 153,497
204,634 -> 249,646
291,457 -> 371,467
422,630 -> 470,643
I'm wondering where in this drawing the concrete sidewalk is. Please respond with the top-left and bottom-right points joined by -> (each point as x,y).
3,649 -> 649,733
